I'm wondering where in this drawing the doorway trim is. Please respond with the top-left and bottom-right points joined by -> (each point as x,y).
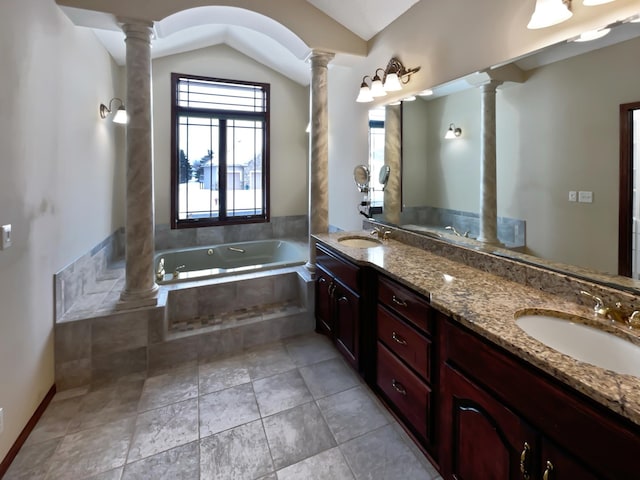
619,101 -> 640,277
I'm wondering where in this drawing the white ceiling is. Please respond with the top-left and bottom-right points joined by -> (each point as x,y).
70,1 -> 419,86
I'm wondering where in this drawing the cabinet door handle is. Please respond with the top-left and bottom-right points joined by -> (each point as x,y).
337,296 -> 348,304
519,442 -> 531,480
328,282 -> 336,297
542,461 -> 554,480
391,379 -> 407,396
391,332 -> 407,345
392,295 -> 408,307
319,277 -> 327,284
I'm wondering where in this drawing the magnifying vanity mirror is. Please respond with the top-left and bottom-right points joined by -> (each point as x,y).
370,18 -> 640,294
353,164 -> 370,192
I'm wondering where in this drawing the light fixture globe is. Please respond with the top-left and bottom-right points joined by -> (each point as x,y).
356,76 -> 374,103
445,123 -> 462,139
112,106 -> 128,124
527,0 -> 573,29
574,27 -> 611,42
383,72 -> 403,92
370,69 -> 387,97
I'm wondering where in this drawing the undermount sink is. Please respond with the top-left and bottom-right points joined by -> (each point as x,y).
337,236 -> 382,248
515,312 -> 640,377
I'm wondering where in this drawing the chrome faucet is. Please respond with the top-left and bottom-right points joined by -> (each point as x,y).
173,265 -> 186,278
445,225 -> 469,238
156,258 -> 165,281
370,226 -> 392,240
580,290 -> 628,324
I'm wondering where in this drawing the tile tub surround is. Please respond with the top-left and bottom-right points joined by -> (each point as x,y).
313,231 -> 640,427
376,206 -> 526,248
54,215 -> 308,322
55,266 -> 315,391
7,334 -> 441,480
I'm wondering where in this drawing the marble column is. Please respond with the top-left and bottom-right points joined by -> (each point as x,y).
478,80 -> 503,245
118,19 -> 158,308
383,104 -> 402,225
306,50 -> 335,273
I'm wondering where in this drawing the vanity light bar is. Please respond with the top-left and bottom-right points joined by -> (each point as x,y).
356,57 -> 420,103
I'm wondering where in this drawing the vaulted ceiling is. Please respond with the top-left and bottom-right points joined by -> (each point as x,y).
59,0 -> 420,85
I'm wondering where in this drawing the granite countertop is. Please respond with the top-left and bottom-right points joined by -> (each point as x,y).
313,231 -> 640,427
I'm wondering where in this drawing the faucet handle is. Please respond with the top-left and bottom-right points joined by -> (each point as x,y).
580,290 -> 604,312
629,311 -> 640,328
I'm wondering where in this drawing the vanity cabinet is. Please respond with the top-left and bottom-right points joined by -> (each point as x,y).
315,244 -> 360,369
375,275 -> 436,453
439,318 -> 640,480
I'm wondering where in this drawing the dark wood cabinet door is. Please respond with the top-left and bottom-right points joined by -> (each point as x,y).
315,268 -> 333,335
334,281 -> 359,369
539,439 -> 600,480
441,365 -> 536,480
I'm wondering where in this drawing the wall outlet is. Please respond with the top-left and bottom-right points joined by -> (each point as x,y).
1,224 -> 11,250
568,191 -> 577,202
0,407 -> 4,434
578,191 -> 593,203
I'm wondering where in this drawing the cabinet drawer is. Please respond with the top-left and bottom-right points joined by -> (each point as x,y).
377,342 -> 431,442
377,305 -> 430,382
378,276 -> 431,334
315,245 -> 359,292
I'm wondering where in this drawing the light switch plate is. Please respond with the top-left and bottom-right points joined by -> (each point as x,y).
1,224 -> 11,250
0,407 -> 4,434
578,191 -> 593,203
569,191 -> 577,202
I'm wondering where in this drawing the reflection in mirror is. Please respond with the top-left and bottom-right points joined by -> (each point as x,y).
374,20 -> 640,292
368,108 -> 386,208
379,165 -> 391,190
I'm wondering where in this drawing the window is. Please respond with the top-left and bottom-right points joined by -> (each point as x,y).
368,108 -> 386,208
171,73 -> 270,228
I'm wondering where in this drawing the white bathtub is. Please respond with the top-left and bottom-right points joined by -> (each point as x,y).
155,240 -> 307,284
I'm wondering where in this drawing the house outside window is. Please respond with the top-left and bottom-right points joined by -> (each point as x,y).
171,73 -> 270,228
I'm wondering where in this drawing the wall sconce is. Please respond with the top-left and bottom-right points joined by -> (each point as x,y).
445,123 -> 462,139
99,98 -> 128,124
356,57 -> 421,103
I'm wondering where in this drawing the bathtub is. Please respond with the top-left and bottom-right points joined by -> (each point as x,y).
155,240 -> 307,284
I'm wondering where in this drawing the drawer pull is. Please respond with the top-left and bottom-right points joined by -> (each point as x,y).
392,295 -> 408,307
542,461 -> 554,480
519,442 -> 531,480
391,332 -> 407,345
391,379 -> 407,396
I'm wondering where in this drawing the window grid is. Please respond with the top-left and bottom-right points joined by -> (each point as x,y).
171,74 -> 269,229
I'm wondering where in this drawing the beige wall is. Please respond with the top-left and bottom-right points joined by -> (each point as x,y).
151,44 -> 309,225
327,0 -> 638,232
499,36 -> 640,273
0,0 -> 123,460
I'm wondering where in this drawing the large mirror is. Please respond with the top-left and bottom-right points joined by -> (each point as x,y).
373,19 -> 640,292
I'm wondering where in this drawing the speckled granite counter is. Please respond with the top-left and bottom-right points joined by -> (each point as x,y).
313,231 -> 640,427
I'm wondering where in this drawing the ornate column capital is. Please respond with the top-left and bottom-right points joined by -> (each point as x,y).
118,18 -> 154,42
306,50 -> 335,69
479,79 -> 503,94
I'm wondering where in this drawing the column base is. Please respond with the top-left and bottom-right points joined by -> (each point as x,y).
305,261 -> 316,280
477,236 -> 504,247
117,285 -> 158,310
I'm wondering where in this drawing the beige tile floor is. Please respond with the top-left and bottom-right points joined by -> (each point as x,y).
6,333 -> 441,480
